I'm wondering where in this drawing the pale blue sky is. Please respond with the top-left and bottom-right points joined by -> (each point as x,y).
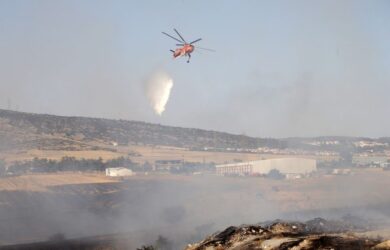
0,0 -> 389,137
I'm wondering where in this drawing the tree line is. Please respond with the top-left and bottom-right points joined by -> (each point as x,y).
0,157 -> 215,176
2,156 -> 146,175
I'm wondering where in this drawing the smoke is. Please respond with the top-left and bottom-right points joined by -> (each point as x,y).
2,172 -> 390,248
145,71 -> 174,116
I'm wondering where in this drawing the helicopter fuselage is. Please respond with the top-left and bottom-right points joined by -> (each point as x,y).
173,44 -> 194,58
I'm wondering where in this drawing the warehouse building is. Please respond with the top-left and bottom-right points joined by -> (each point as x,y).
216,158 -> 316,176
105,167 -> 134,177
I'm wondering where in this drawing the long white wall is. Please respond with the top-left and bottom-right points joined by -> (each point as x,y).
216,158 -> 316,175
252,158 -> 316,174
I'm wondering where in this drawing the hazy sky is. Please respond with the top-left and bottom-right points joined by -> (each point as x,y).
0,0 -> 389,138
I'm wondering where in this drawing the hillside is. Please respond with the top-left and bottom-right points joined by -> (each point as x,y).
0,109 -> 389,159
0,109 -> 283,152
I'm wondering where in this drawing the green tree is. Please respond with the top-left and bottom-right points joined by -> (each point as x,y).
154,235 -> 173,250
142,161 -> 153,171
137,246 -> 155,250
267,169 -> 284,180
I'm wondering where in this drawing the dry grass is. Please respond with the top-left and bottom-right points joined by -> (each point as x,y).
262,169 -> 390,211
0,172 -> 118,192
117,145 -> 334,164
0,144 -> 337,164
0,169 -> 389,213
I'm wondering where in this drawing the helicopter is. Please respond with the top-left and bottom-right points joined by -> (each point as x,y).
162,28 -> 215,63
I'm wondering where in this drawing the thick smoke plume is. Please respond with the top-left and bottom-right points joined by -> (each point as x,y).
145,71 -> 173,115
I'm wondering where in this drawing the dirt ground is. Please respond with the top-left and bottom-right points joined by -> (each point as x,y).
0,169 -> 389,247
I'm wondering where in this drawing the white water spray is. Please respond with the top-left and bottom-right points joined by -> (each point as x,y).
145,71 -> 173,115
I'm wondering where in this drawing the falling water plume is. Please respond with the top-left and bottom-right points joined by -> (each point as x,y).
145,71 -> 173,115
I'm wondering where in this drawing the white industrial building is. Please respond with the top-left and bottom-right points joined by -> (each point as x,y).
216,158 -> 316,176
105,167 -> 134,177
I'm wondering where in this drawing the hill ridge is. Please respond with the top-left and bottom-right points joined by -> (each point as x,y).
0,109 -> 283,151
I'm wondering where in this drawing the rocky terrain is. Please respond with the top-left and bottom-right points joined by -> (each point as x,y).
186,219 -> 390,250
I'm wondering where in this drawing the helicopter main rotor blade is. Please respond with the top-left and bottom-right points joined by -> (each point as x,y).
190,38 -> 202,44
173,28 -> 187,43
195,46 -> 216,52
176,44 -> 185,46
162,32 -> 183,43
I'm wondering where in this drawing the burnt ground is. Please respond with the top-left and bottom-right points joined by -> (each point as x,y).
186,219 -> 390,250
0,233 -> 140,250
1,218 -> 389,250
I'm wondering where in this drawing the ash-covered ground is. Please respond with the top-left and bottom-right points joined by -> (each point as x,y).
1,218 -> 389,250
186,218 -> 390,250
